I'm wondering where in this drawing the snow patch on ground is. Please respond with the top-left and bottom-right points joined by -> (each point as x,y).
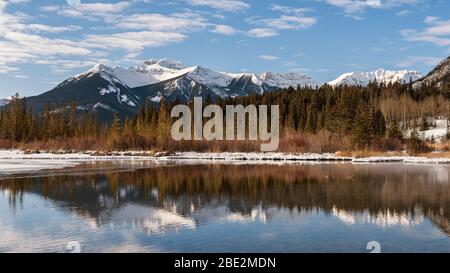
404,119 -> 449,143
419,119 -> 448,141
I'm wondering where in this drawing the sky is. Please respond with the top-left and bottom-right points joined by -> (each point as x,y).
1,0 -> 450,97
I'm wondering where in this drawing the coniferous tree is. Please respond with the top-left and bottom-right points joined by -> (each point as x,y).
108,112 -> 122,148
156,100 -> 171,149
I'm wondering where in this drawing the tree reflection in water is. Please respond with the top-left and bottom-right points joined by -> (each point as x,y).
1,162 -> 449,236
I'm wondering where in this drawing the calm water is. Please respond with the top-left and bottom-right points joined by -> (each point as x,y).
0,161 -> 449,253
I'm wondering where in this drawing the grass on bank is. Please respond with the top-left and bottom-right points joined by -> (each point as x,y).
1,130 -> 450,159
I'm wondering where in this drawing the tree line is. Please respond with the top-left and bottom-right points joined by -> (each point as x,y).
1,80 -> 449,153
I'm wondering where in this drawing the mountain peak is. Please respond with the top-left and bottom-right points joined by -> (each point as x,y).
329,69 -> 422,86
259,72 -> 321,88
413,55 -> 450,89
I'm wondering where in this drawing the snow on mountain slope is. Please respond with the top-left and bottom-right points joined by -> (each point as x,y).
0,96 -> 18,107
69,59 -> 321,91
30,59 -> 430,122
259,72 -> 321,88
0,98 -> 10,106
70,59 -> 190,88
413,56 -> 450,90
329,69 -> 422,86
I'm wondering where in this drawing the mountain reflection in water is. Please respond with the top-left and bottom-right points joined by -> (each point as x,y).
1,162 -> 449,252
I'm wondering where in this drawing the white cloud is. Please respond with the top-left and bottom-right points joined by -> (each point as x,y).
258,55 -> 279,61
47,59 -> 107,74
323,0 -> 418,14
245,5 -> 317,38
40,5 -> 59,12
424,16 -> 440,24
396,10 -> 411,16
8,0 -> 29,4
370,47 -> 383,52
68,1 -> 130,14
0,1 -> 91,74
57,9 -> 84,18
187,0 -> 249,12
401,17 -> 450,47
324,0 -> 381,13
84,31 -> 187,52
247,28 -> 278,38
269,4 -> 313,15
27,24 -> 82,33
117,13 -> 207,32
41,1 -> 131,20
261,15 -> 317,30
0,0 -> 207,75
4,31 -> 91,56
282,61 -> 297,67
397,56 -> 442,68
12,74 -> 28,78
0,64 -> 18,73
211,24 -> 237,35
289,67 -> 311,73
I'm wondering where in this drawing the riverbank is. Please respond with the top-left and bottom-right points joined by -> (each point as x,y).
2,149 -> 450,167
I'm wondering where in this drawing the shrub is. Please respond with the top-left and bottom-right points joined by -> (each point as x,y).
406,133 -> 431,155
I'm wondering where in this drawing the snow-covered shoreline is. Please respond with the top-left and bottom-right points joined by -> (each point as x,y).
164,152 -> 450,164
2,149 -> 450,174
2,149 -> 450,162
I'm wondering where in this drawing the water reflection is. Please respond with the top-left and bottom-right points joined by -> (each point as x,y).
1,162 -> 450,252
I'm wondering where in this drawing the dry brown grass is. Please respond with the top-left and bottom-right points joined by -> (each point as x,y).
336,150 -> 403,158
278,130 -> 352,153
429,141 -> 450,152
0,130 -> 443,156
418,152 -> 450,158
0,137 -> 106,151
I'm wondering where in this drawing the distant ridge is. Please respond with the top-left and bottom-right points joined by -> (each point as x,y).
328,69 -> 422,87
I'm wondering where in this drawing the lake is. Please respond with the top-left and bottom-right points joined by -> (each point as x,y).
0,161 -> 449,253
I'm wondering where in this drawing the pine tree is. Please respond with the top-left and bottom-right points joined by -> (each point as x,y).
108,112 -> 122,148
42,100 -> 51,140
304,103 -> 317,133
68,99 -> 78,137
387,119 -> 403,140
351,105 -> 370,148
156,100 -> 172,149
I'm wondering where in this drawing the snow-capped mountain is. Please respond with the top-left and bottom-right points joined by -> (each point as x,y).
14,57 -> 447,122
329,69 -> 422,86
413,56 -> 450,90
259,72 -> 321,89
19,59 -> 320,121
71,59 -> 320,93
0,98 -> 10,107
64,58 -> 320,103
0,96 -> 17,107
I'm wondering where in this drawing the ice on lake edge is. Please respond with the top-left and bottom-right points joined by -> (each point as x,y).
2,150 -> 450,174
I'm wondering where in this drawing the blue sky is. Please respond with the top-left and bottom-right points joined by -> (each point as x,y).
1,0 -> 450,97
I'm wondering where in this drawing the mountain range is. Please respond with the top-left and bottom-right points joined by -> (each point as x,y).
8,59 -> 324,120
328,69 -> 422,86
3,56 -> 450,121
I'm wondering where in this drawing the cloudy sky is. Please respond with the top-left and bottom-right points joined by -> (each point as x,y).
1,0 -> 449,97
